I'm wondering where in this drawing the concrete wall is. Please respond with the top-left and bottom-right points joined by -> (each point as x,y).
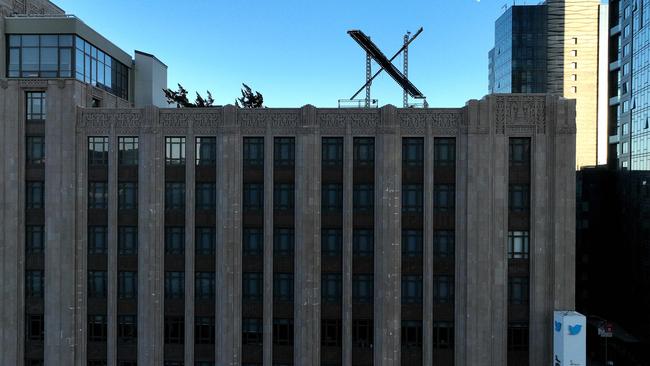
0,83 -> 576,365
134,51 -> 168,108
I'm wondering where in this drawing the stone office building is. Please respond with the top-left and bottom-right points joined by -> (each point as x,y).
0,1 -> 577,366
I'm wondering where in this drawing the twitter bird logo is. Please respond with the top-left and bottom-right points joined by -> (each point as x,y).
554,321 -> 562,332
568,324 -> 582,336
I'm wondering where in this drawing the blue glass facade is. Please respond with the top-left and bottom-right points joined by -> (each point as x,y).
489,6 -> 548,94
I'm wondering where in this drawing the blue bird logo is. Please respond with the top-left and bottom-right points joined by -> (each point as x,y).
554,321 -> 562,332
568,324 -> 582,335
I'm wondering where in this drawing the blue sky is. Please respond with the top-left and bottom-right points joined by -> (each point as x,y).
56,0 -> 509,107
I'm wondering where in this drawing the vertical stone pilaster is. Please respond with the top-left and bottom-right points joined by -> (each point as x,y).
215,105 -> 243,366
373,105 -> 401,366
185,131 -> 196,366
341,132 -> 353,366
138,105 -> 165,366
263,125 -> 274,366
107,122 -> 118,366
423,128 -> 434,366
0,80 -> 25,366
294,105 -> 321,366
45,80 -> 79,366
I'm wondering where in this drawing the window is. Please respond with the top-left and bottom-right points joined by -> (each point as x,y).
118,271 -> 137,299
196,183 -> 216,210
321,229 -> 342,257
274,137 -> 295,166
434,184 -> 455,212
195,316 -> 215,344
88,182 -> 108,209
322,273 -> 342,304
353,184 -> 374,212
243,272 -> 263,303
322,137 -> 343,166
400,231 -> 423,260
118,137 -> 138,166
26,225 -> 44,254
88,137 -> 109,165
321,319 -> 342,347
165,271 -> 184,298
509,184 -> 530,212
91,98 -> 101,108
322,184 -> 342,212
164,316 -> 184,344
354,137 -> 374,165
401,320 -> 423,348
433,230 -> 454,258
243,228 -> 263,256
401,275 -> 422,304
508,231 -> 529,259
26,314 -> 44,341
508,277 -> 529,305
26,270 -> 44,298
88,314 -> 107,342
243,183 -> 263,212
402,184 -> 423,213
274,228 -> 294,257
118,182 -> 137,210
242,318 -> 263,345
196,227 -> 216,256
88,226 -> 108,255
509,138 -> 530,166
75,36 -> 129,99
273,318 -> 293,345
243,137 -> 264,167
433,322 -> 454,349
273,183 -> 294,211
434,138 -> 455,167
196,137 -> 216,165
165,137 -> 185,165
88,271 -> 107,298
26,181 -> 44,209
352,320 -> 373,348
165,227 -> 185,255
507,323 -> 529,351
352,274 -> 373,304
353,229 -> 373,257
273,273 -> 293,303
26,136 -> 45,165
402,138 -> 423,166
9,35 -> 73,76
26,92 -> 46,120
433,275 -> 453,304
118,226 -> 138,255
88,361 -> 107,366
195,272 -> 215,300
165,183 -> 185,210
117,315 -> 137,344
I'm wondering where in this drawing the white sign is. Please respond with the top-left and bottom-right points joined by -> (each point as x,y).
553,311 -> 586,366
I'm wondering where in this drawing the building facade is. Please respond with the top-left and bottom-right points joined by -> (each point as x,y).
489,0 -> 607,169
607,0 -> 650,170
0,72 -> 578,366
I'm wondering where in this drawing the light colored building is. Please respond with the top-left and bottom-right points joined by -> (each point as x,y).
490,0 -> 608,168
0,1 -> 578,366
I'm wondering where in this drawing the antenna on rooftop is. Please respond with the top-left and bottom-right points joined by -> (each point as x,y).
340,27 -> 427,108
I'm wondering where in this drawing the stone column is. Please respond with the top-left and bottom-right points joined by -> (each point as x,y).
215,105 -> 243,365
294,105 -> 321,365
454,108 -> 469,366
138,106 -> 165,366
107,122 -> 118,366
0,80 -> 26,366
460,98 -> 507,366
45,80 -> 80,366
263,124 -> 274,366
373,105 -> 401,366
341,132 -> 353,366
185,130 -> 196,366
422,129 -> 434,366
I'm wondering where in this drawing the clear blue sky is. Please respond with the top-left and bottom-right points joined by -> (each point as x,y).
55,0 -> 510,107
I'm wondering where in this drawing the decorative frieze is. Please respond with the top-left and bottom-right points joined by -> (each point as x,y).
494,95 -> 547,135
